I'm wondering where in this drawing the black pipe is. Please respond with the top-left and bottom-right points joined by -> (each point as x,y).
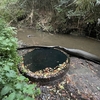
55,46 -> 100,64
17,45 -> 100,64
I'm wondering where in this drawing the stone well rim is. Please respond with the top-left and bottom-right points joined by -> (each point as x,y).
18,46 -> 70,84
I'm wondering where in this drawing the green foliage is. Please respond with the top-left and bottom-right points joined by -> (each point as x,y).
51,0 -> 100,33
0,18 -> 41,100
0,0 -> 26,22
0,0 -> 17,21
55,0 -> 97,21
75,0 -> 96,11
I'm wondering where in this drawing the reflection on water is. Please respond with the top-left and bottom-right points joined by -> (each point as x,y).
17,28 -> 100,57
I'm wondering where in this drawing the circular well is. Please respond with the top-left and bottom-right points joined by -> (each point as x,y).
18,47 -> 70,84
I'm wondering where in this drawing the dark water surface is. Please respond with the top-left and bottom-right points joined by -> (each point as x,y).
17,28 -> 100,57
23,48 -> 67,72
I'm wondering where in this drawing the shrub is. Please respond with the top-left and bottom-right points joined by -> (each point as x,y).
0,18 -> 41,100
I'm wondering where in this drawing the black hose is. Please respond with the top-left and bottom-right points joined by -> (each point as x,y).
54,46 -> 100,64
17,45 -> 100,64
